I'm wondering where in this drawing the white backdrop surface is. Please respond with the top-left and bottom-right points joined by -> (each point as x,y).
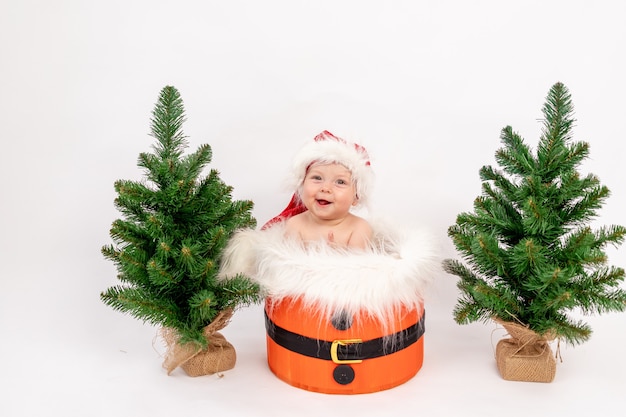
1,1 -> 625,416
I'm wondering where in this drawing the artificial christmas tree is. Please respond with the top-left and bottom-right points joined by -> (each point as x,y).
443,82 -> 626,382
101,86 -> 261,376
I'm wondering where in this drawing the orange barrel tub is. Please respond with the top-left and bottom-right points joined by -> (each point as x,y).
264,296 -> 425,394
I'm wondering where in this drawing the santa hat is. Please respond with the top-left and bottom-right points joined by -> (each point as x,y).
262,130 -> 373,229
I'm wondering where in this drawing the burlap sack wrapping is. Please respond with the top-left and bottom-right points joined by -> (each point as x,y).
494,318 -> 556,383
161,309 -> 236,377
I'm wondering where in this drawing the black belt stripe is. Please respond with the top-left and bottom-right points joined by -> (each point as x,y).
265,310 -> 425,362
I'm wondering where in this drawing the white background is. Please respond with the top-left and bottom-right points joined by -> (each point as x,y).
1,1 -> 625,416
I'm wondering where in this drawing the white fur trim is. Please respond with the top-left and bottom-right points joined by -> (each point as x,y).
288,135 -> 374,207
219,228 -> 265,279
219,221 -> 439,323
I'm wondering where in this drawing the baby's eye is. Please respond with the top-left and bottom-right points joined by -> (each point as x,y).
310,175 -> 322,181
336,179 -> 348,185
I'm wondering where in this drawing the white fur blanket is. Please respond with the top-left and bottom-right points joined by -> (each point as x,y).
219,222 -> 440,322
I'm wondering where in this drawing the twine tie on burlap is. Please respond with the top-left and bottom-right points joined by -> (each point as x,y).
161,308 -> 236,377
499,322 -> 549,357
493,318 -> 557,382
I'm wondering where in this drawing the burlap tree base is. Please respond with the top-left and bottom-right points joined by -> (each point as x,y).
494,319 -> 556,383
162,309 -> 236,377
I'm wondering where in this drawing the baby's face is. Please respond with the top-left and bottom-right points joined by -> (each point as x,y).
299,163 -> 357,220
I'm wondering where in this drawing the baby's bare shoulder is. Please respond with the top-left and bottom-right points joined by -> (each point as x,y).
350,214 -> 372,232
346,215 -> 373,249
284,215 -> 303,232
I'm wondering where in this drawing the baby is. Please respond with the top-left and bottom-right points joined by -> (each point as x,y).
263,131 -> 374,250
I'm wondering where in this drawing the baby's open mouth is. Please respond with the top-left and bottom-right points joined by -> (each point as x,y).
317,199 -> 331,205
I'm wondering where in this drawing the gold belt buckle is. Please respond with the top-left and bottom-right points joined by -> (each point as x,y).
330,339 -> 363,364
